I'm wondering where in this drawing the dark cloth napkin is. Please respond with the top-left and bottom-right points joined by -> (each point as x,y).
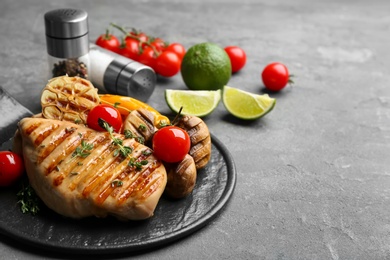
0,86 -> 33,145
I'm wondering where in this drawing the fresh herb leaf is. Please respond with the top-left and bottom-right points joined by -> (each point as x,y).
111,179 -> 123,187
138,124 -> 147,132
99,118 -> 148,171
136,136 -> 145,144
142,149 -> 152,156
99,118 -> 133,158
17,180 -> 40,215
72,140 -> 93,158
128,158 -> 148,171
158,120 -> 168,128
124,129 -> 134,139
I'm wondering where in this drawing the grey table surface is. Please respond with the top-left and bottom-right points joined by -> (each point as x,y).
1,0 -> 390,259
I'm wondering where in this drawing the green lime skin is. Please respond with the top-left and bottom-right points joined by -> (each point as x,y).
181,42 -> 232,91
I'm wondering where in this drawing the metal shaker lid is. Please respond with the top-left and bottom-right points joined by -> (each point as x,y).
116,62 -> 156,101
103,57 -> 156,102
44,9 -> 88,38
44,9 -> 89,58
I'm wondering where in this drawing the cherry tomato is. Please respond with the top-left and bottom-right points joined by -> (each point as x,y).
0,151 -> 24,187
155,51 -> 181,77
129,31 -> 149,49
151,38 -> 167,53
152,126 -> 190,163
261,62 -> 292,91
119,38 -> 141,61
130,31 -> 148,43
224,46 -> 246,73
165,43 -> 186,60
87,104 -> 122,133
138,47 -> 157,70
95,32 -> 121,53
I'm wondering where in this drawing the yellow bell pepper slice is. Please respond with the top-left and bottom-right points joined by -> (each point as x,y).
99,94 -> 170,128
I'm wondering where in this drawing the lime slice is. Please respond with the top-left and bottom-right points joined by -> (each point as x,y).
165,89 -> 221,117
222,85 -> 276,120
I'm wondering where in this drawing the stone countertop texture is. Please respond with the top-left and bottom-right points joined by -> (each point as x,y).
1,0 -> 390,259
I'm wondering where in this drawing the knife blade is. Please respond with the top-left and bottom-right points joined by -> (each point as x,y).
0,86 -> 33,145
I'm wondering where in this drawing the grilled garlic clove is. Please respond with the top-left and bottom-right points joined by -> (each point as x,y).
176,115 -> 211,170
41,76 -> 99,124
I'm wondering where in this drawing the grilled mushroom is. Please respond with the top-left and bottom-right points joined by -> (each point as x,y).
164,154 -> 197,199
123,108 -> 157,144
176,115 -> 211,170
40,76 -> 99,124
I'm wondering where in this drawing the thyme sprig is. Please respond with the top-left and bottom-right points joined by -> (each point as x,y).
98,118 -> 133,158
17,180 -> 40,215
72,139 -> 93,158
99,118 -> 149,172
128,158 -> 148,171
124,129 -> 145,144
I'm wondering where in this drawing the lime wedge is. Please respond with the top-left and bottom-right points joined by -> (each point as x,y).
222,85 -> 276,120
165,89 -> 221,117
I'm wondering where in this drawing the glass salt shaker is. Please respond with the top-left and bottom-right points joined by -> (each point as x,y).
89,43 -> 156,102
44,9 -> 90,79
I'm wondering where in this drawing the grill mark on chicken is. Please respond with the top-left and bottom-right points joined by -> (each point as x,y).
33,122 -> 60,146
67,136 -> 115,191
77,137 -> 137,193
24,122 -> 40,135
42,128 -> 83,166
140,168 -> 165,199
44,130 -> 86,174
53,174 -> 64,186
51,133 -> 108,186
93,145 -> 152,204
81,154 -> 124,198
116,158 -> 162,204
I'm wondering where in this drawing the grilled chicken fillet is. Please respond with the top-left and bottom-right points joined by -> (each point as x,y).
18,117 -> 167,220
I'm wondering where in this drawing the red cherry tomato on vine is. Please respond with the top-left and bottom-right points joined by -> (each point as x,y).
261,62 -> 292,91
95,32 -> 121,53
151,38 -> 167,53
165,43 -> 186,60
130,31 -> 148,43
0,151 -> 24,187
87,104 -> 122,133
138,47 -> 157,70
152,126 -> 190,163
224,46 -> 246,73
155,51 -> 181,77
129,32 -> 148,49
119,38 -> 141,61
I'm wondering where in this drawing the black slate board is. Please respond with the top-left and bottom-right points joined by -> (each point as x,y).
0,134 -> 236,255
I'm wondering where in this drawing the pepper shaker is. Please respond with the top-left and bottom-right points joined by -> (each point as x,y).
44,9 -> 90,79
89,43 -> 156,102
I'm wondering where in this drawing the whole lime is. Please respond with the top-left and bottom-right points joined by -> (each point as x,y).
181,42 -> 232,90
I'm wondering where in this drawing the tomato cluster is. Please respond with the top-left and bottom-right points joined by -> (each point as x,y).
95,24 -> 185,77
